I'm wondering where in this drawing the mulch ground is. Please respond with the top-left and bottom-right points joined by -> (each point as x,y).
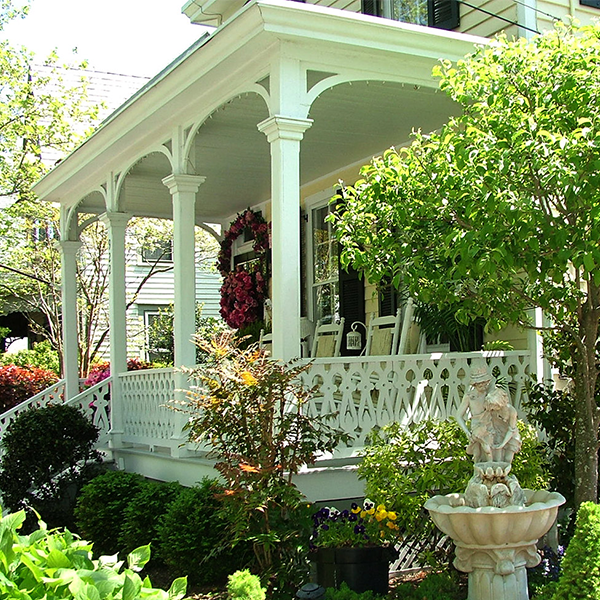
146,568 -> 448,600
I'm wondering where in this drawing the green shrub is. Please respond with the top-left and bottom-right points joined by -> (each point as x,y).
0,508 -> 186,600
391,571 -> 465,600
157,478 -> 249,585
324,582 -> 382,600
0,404 -> 101,530
552,502 -> 600,600
358,418 -> 549,566
75,469 -> 147,556
0,340 -> 60,375
119,480 -> 184,559
524,381 -> 577,509
228,569 -> 266,600
0,364 -> 59,411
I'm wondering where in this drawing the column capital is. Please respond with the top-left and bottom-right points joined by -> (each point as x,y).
257,115 -> 313,143
56,240 -> 82,255
162,174 -> 206,195
99,211 -> 132,229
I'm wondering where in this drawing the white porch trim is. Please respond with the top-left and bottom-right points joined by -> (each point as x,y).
58,239 -> 82,399
259,115 -> 313,360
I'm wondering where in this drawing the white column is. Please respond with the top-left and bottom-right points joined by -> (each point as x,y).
258,115 -> 312,361
58,240 -> 81,399
162,174 -> 205,368
100,212 -> 131,442
162,174 -> 205,457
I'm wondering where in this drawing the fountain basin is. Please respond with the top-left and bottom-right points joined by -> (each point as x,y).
425,489 -> 564,547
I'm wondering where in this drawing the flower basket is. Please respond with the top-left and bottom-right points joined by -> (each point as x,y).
310,546 -> 397,595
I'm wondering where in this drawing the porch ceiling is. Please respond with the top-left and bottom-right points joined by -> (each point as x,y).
33,0 -> 484,223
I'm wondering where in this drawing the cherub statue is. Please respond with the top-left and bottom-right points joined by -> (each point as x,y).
456,366 -> 521,465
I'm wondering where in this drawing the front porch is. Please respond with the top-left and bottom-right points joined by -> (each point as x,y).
4,349 -> 534,501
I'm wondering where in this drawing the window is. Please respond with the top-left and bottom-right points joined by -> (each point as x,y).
362,0 -> 459,30
581,0 -> 600,7
141,240 -> 173,263
306,192 -> 365,356
311,204 -> 340,324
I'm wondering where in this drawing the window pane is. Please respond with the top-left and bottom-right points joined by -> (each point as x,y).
314,282 -> 340,324
392,0 -> 428,25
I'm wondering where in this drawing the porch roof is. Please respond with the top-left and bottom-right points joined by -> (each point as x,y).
33,0 -> 487,224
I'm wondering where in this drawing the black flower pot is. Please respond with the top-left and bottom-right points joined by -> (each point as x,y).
310,546 -> 395,595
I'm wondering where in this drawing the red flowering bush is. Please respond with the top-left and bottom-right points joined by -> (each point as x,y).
84,357 -> 152,387
0,365 -> 59,412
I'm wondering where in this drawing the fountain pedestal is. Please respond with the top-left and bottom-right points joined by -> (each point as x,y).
425,490 -> 565,600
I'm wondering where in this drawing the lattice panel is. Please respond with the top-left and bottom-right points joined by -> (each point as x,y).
0,380 -> 66,444
120,368 -> 177,448
301,351 -> 532,447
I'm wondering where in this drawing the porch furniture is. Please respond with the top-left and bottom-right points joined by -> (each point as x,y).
259,329 -> 273,354
364,309 -> 402,356
311,318 -> 346,358
398,298 -> 417,355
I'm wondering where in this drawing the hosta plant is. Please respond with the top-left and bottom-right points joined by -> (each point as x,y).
0,508 -> 187,599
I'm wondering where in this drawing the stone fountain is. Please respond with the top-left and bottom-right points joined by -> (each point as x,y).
424,366 -> 565,600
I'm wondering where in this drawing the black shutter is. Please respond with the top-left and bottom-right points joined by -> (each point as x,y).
300,209 -> 307,317
378,283 -> 398,317
362,0 -> 383,16
339,263 -> 365,356
428,0 -> 459,30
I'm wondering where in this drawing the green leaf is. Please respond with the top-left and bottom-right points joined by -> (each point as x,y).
127,545 -> 151,572
168,577 -> 188,600
46,549 -> 72,569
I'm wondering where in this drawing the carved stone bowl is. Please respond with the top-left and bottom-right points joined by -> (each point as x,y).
424,489 -> 565,547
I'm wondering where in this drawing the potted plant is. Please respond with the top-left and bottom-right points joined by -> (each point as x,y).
309,499 -> 400,595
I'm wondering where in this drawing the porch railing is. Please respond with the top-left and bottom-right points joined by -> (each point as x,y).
0,350 -> 533,460
120,367 -> 180,450
299,350 -> 532,448
0,378 -> 111,455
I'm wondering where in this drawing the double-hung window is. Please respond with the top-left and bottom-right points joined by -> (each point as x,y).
362,0 -> 459,30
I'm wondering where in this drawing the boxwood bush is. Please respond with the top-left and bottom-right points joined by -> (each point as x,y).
119,480 -> 184,559
157,478 -> 250,585
0,403 -> 101,530
74,469 -> 147,556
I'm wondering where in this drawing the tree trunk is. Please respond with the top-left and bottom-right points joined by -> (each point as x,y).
573,301 -> 600,507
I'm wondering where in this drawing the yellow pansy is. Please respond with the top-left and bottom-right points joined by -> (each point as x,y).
387,511 -> 397,520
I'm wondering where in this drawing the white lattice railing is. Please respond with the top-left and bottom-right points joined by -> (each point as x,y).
0,378 -> 111,455
0,379 -> 67,436
120,368 -> 180,450
0,350 -> 534,461
299,350 -> 533,448
65,378 -> 112,448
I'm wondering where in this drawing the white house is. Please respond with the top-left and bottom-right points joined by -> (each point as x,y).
24,0 -> 600,499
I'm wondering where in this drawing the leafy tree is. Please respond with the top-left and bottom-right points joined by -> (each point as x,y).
333,23 -> 600,507
0,1 -> 96,203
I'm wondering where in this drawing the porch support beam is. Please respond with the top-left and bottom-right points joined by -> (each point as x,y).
258,115 -> 313,361
162,174 -> 206,369
58,240 -> 82,399
162,174 -> 205,457
100,211 -> 131,444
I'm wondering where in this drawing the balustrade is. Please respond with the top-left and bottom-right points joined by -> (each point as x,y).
299,350 -> 532,448
120,368 -> 178,450
0,351 -> 533,460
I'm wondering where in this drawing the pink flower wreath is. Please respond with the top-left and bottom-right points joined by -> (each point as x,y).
217,208 -> 270,329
